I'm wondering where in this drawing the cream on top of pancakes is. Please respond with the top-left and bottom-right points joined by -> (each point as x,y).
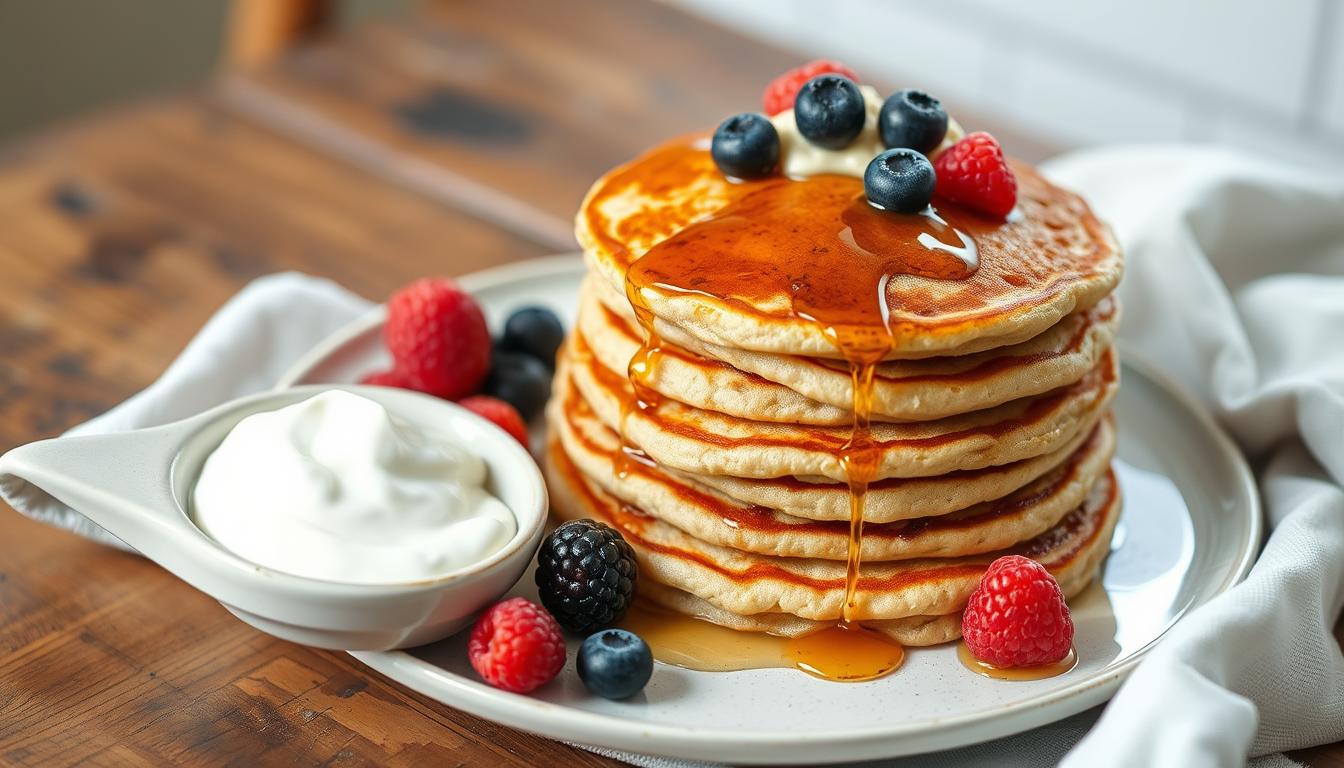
769,84 -> 964,179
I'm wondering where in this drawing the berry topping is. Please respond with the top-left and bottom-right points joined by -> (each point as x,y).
711,113 -> 780,179
577,629 -> 653,700
535,519 -> 638,634
878,89 -> 948,155
460,395 -> 529,447
384,277 -> 491,400
864,148 -> 936,214
962,555 -> 1074,667
762,60 -> 859,116
483,350 -> 552,421
498,306 -> 565,369
467,597 -> 567,693
358,369 -> 409,387
793,74 -> 866,150
933,132 -> 1018,219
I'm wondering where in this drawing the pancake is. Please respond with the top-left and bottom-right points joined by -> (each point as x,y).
563,337 -> 1119,481
584,274 -> 1120,424
639,579 -> 965,647
549,384 -> 1116,560
546,435 -> 1120,623
576,138 -> 1122,359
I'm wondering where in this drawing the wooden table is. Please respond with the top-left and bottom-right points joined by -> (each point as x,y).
0,1 -> 1338,765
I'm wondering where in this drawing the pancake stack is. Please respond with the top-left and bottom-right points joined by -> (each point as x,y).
545,137 -> 1124,647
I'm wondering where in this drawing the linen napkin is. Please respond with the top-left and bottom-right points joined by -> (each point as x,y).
2,145 -> 1342,767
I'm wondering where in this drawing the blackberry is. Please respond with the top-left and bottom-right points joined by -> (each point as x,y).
535,520 -> 637,634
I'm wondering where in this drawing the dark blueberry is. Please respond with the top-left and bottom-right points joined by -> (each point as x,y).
534,520 -> 638,634
878,89 -> 948,154
864,148 -> 936,214
577,629 -> 653,700
499,306 -> 564,368
711,113 -> 780,179
483,351 -> 551,421
793,74 -> 866,150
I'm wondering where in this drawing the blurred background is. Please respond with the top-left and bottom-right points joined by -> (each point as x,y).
2,0 -> 1342,168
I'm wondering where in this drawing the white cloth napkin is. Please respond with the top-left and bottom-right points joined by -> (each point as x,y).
2,145 -> 1342,767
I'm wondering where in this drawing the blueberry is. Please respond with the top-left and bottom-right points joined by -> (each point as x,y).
577,629 -> 653,700
864,148 -> 936,213
483,351 -> 551,421
499,306 -> 564,368
711,113 -> 780,179
878,89 -> 948,154
793,75 -> 866,150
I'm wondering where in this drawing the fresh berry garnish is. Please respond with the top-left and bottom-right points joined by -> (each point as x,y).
467,597 -> 567,693
864,149 -> 936,213
762,60 -> 859,116
961,555 -> 1074,667
460,395 -> 529,447
878,89 -> 948,155
483,350 -> 552,421
577,629 -> 653,700
359,369 -> 409,387
535,519 -> 638,634
933,132 -> 1018,219
793,75 -> 866,150
711,113 -> 780,179
499,306 -> 565,369
384,277 -> 491,400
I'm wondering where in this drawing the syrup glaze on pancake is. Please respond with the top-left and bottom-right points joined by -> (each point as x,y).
577,138 -> 1122,358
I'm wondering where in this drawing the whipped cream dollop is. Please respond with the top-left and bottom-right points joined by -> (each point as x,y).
193,391 -> 517,584
769,85 -> 964,179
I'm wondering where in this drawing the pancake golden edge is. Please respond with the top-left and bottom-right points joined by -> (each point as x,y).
582,273 -> 1121,423
548,381 -> 1116,561
562,337 -> 1119,481
576,140 -> 1123,359
545,434 -> 1120,626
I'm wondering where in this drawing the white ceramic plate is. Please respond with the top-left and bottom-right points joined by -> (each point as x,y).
279,255 -> 1262,765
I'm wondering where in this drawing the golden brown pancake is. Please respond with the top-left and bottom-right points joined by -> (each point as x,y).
549,385 -> 1116,561
577,138 -> 1122,359
546,435 -> 1120,624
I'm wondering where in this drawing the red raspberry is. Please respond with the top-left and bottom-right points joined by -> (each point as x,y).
460,395 -> 529,447
468,597 -> 566,693
762,60 -> 860,116
933,132 -> 1018,219
358,369 -> 409,387
962,555 -> 1073,667
384,278 -> 490,400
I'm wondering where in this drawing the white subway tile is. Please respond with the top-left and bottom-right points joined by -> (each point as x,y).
1318,3 -> 1344,139
958,0 -> 1319,117
979,47 -> 1187,146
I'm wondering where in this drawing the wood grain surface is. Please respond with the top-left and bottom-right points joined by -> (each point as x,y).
0,0 -> 1339,766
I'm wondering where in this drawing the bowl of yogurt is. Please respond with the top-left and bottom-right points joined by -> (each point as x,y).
0,385 -> 548,650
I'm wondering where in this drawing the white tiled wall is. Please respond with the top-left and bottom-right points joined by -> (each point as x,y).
666,0 -> 1344,169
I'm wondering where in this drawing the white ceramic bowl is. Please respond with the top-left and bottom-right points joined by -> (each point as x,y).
0,385 -> 548,650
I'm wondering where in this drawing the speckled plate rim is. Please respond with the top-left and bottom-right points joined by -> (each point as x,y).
277,254 -> 1262,765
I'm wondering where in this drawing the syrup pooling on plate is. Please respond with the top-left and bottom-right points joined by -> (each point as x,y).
956,642 -> 1078,680
619,170 -> 983,680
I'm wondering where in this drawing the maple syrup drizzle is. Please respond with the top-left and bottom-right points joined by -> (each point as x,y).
956,642 -> 1078,681
620,602 -> 903,681
613,170 -> 988,681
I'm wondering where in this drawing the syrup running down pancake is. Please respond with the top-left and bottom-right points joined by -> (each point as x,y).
548,105 -> 1123,680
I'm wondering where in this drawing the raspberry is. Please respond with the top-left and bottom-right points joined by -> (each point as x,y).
933,131 -> 1018,219
468,598 -> 567,693
962,555 -> 1073,667
762,60 -> 859,116
358,369 -> 409,387
460,395 -> 529,446
384,278 -> 490,400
